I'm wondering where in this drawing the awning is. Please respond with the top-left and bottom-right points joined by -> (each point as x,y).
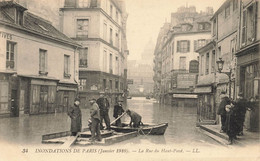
194,86 -> 212,93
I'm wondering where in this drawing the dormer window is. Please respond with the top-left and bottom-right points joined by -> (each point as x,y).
16,8 -> 24,25
198,22 -> 211,31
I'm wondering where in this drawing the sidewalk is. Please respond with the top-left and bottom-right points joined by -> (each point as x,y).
199,124 -> 260,147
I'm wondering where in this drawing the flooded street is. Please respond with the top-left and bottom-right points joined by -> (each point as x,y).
0,97 -> 219,147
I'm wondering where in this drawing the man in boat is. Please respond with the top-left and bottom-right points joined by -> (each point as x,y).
126,109 -> 142,128
89,98 -> 102,141
113,100 -> 125,127
96,91 -> 111,130
67,97 -> 82,136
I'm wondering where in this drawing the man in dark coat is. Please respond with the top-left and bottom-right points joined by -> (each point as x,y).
96,92 -> 111,130
113,100 -> 125,127
67,98 -> 82,136
217,92 -> 230,133
89,98 -> 102,141
234,92 -> 248,135
225,103 -> 239,145
126,109 -> 142,128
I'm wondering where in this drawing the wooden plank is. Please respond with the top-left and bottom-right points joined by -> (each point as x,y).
60,134 -> 80,148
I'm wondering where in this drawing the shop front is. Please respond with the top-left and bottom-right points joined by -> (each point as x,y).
194,85 -> 216,125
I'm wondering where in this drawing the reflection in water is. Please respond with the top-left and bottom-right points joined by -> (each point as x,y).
0,97 -> 218,147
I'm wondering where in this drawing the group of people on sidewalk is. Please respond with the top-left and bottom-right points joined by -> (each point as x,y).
218,91 -> 259,145
67,92 -> 142,142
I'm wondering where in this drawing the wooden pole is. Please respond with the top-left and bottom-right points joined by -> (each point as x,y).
110,112 -> 127,125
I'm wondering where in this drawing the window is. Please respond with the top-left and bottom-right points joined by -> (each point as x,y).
225,3 -> 230,18
179,57 -> 186,70
16,10 -> 24,25
172,42 -> 174,55
79,79 -> 86,86
115,56 -> 119,74
233,0 -> 238,11
115,31 -> 119,48
110,4 -> 113,17
109,53 -> 113,74
115,81 -> 119,89
177,40 -> 190,53
39,49 -> 47,75
110,28 -> 113,45
218,46 -> 221,57
109,80 -> 112,90
64,55 -> 70,78
194,39 -> 206,51
103,50 -> 107,72
6,41 -> 16,69
77,19 -> 89,37
78,0 -> 89,7
211,50 -> 216,73
213,18 -> 217,36
198,22 -> 211,31
206,53 -> 209,75
201,55 -> 205,75
103,79 -> 107,89
241,3 -> 257,46
103,23 -> 107,41
116,11 -> 118,22
79,48 -> 88,68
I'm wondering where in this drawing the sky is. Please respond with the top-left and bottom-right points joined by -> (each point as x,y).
125,0 -> 225,61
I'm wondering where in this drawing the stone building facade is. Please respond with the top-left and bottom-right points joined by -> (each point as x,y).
59,0 -> 129,107
0,1 -> 80,117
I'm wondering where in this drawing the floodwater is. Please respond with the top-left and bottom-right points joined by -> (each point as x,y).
0,97 -> 219,147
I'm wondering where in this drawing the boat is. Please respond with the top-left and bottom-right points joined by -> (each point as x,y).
110,122 -> 168,135
42,128 -> 138,147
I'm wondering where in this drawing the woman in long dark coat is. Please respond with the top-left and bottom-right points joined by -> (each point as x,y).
67,98 -> 82,136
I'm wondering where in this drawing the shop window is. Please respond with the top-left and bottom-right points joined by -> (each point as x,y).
77,19 -> 89,37
79,48 -> 88,68
6,41 -> 16,69
64,55 -> 71,78
39,49 -> 48,75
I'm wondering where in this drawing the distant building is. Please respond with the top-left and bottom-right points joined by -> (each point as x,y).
127,39 -> 154,97
0,1 -> 80,117
59,0 -> 129,106
154,6 -> 213,105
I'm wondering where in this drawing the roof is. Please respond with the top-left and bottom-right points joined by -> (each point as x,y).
210,0 -> 230,20
0,1 -> 27,11
0,1 -> 79,47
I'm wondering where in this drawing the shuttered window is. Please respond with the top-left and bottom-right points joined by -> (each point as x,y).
177,40 -> 190,53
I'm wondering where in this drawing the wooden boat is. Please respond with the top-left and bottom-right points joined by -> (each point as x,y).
42,128 -> 138,147
111,122 -> 168,135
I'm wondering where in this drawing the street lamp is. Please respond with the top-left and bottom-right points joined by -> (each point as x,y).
216,58 -> 232,98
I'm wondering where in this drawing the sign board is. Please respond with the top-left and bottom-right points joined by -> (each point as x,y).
194,86 -> 212,93
173,94 -> 198,98
189,60 -> 199,73
127,79 -> 134,84
177,74 -> 196,88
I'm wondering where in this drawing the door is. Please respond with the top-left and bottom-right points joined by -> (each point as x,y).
39,86 -> 48,113
11,90 -> 18,117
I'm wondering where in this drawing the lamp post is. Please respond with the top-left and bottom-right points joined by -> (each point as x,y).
216,58 -> 232,98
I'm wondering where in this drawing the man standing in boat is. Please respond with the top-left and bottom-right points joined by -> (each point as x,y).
113,100 -> 125,127
67,97 -> 82,136
126,109 -> 142,128
89,98 -> 102,142
97,92 -> 111,130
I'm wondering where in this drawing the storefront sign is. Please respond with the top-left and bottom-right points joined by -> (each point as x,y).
173,94 -> 198,98
0,31 -> 12,40
177,74 -> 196,88
194,86 -> 212,93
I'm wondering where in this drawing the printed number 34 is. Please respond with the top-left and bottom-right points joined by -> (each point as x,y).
22,149 -> 28,153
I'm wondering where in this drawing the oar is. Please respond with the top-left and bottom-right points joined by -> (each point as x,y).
110,111 -> 127,125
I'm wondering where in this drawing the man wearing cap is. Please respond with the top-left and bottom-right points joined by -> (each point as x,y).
217,91 -> 230,133
113,100 -> 125,127
89,98 -> 102,141
96,92 -> 111,130
67,98 -> 82,136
